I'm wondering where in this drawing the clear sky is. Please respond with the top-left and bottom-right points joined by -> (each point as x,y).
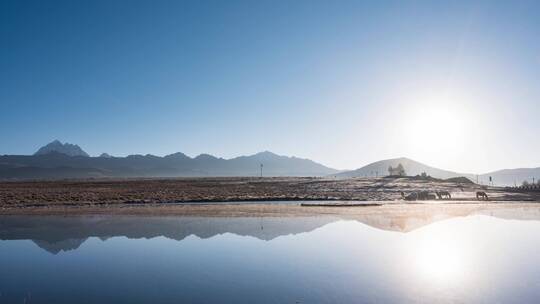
1,0 -> 539,174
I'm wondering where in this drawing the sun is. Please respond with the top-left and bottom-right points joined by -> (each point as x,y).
406,103 -> 465,145
397,100 -> 470,165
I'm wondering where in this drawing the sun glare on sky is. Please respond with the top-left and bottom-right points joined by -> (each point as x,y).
389,91 -> 477,171
405,103 -> 466,146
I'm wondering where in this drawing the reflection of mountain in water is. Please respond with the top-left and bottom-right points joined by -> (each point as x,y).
33,238 -> 88,254
475,206 -> 540,221
0,216 -> 338,254
2,205 -> 540,254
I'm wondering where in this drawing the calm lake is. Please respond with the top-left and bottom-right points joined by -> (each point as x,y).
1,207 -> 540,303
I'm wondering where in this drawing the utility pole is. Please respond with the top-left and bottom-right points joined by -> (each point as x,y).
260,163 -> 263,178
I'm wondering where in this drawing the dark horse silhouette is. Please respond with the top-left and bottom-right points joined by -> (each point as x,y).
402,191 -> 436,201
476,191 -> 489,200
436,191 -> 451,199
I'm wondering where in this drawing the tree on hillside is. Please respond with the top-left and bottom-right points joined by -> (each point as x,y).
397,163 -> 405,176
388,163 -> 406,176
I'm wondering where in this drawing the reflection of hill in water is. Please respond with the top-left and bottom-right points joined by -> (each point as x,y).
351,209 -> 474,233
2,205 -> 540,254
350,205 -> 540,233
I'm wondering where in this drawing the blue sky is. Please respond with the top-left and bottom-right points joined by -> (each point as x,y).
1,0 -> 539,173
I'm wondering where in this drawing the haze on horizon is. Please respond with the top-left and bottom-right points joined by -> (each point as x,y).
1,0 -> 539,174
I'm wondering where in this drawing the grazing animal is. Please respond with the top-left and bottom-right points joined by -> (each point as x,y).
436,191 -> 451,199
417,191 -> 428,200
403,191 -> 437,201
418,191 -> 435,200
476,191 -> 489,200
404,192 -> 418,201
426,193 -> 437,200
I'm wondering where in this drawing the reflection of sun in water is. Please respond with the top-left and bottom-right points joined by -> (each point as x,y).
405,221 -> 474,288
414,238 -> 465,282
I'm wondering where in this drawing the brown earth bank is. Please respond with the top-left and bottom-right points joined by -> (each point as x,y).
0,176 -> 538,212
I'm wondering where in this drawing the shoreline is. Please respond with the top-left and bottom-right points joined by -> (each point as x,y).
1,200 -> 538,216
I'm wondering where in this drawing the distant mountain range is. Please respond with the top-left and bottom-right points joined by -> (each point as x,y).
478,167 -> 540,186
0,140 -> 538,184
0,140 -> 338,179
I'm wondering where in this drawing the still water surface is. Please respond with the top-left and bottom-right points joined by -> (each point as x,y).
1,207 -> 540,303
